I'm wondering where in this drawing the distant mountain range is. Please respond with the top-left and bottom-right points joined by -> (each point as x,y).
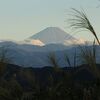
0,41 -> 100,68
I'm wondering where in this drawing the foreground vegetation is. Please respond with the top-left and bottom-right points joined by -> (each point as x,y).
0,62 -> 100,100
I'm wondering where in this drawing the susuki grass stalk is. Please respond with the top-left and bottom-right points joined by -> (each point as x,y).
48,52 -> 59,68
65,50 -> 77,67
48,52 -> 61,72
79,40 -> 100,78
68,8 -> 100,45
65,53 -> 71,67
0,46 -> 10,76
73,49 -> 77,67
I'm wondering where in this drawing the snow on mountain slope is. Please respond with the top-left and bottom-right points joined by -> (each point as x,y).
26,27 -> 82,45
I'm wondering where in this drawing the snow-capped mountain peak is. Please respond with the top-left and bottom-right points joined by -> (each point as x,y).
26,27 -> 79,45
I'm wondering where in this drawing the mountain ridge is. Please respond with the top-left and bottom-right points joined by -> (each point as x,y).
0,41 -> 100,68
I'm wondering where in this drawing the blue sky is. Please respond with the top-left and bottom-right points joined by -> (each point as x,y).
0,0 -> 100,41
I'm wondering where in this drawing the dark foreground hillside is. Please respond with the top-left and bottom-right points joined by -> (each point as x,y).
0,63 -> 100,100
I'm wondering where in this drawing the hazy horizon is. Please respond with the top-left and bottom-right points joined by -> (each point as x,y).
0,0 -> 100,41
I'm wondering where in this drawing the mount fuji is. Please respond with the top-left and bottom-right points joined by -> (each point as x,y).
25,27 -> 85,45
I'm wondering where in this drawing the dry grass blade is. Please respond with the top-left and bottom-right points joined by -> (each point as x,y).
65,54 -> 71,67
65,50 -> 77,67
69,8 -> 100,45
73,49 -> 77,67
79,43 -> 96,66
48,52 -> 59,69
79,41 -> 100,78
